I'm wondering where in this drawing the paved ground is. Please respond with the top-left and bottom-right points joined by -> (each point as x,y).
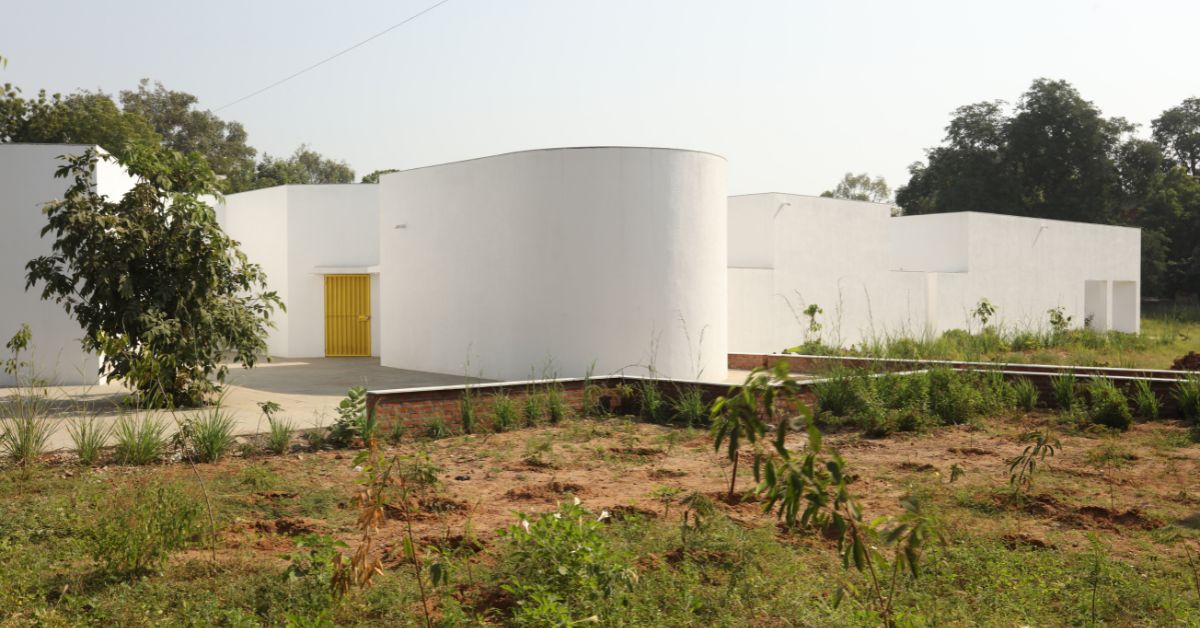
1,357 -> 476,450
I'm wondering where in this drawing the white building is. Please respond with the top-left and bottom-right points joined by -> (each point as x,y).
0,144 -> 1141,386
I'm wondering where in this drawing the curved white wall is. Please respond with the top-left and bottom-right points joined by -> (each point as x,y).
378,147 -> 728,382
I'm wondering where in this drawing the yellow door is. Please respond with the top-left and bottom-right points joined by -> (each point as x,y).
324,274 -> 371,357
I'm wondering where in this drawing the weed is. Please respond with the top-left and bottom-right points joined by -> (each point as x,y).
523,394 -> 543,426
545,383 -> 568,424
304,417 -> 329,451
0,396 -> 54,471
1013,378 -> 1039,411
670,386 -> 709,427
112,412 -> 168,465
928,367 -> 981,425
329,386 -> 371,447
638,378 -> 668,423
812,369 -> 863,417
1133,379 -> 1161,420
267,417 -> 295,455
185,407 -> 238,463
67,416 -> 111,465
460,393 -> 476,435
1175,376 -> 1200,423
240,464 -> 279,490
86,482 -> 204,577
1052,372 -> 1078,412
492,392 -> 517,433
386,420 -> 406,445
1086,377 -> 1133,431
1007,429 -> 1060,499
426,417 -> 450,440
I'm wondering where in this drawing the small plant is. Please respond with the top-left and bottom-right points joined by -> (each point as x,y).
305,418 -> 329,451
1086,377 -> 1133,431
256,400 -> 282,434
1047,306 -> 1073,334
670,386 -> 708,427
492,392 -> 517,433
972,298 -> 997,328
386,420 -> 406,445
67,416 -> 111,465
638,378 -> 668,423
650,485 -> 684,517
426,416 -> 450,440
0,400 -> 54,472
1175,375 -> 1200,423
1051,372 -> 1078,412
1007,429 -> 1060,499
522,393 -> 542,426
267,416 -> 295,454
460,391 -> 476,435
1132,379 -> 1160,420
500,499 -> 636,622
949,463 -> 965,483
545,383 -> 568,424
87,482 -> 203,577
185,407 -> 238,463
329,386 -> 372,447
1013,377 -> 1039,411
928,367 -> 981,425
112,412 -> 168,465
803,303 -> 824,340
812,369 -> 863,417
711,363 -> 788,501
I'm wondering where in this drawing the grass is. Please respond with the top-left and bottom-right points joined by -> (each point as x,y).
112,412 -> 168,465
266,417 -> 294,454
188,407 -> 238,463
787,309 -> 1200,369
66,416 -> 110,465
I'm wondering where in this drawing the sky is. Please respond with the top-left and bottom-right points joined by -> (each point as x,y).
3,0 -> 1198,195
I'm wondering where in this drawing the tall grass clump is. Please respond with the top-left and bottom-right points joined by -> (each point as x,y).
266,417 -> 294,454
637,378 -> 669,423
186,408 -> 237,463
928,367 -> 982,425
460,390 -> 476,435
1086,377 -> 1133,431
812,369 -> 865,417
1052,372 -> 1078,412
545,381 -> 568,424
492,392 -> 517,433
669,386 -> 709,427
113,412 -> 168,465
67,417 -> 111,465
1013,378 -> 1039,411
522,393 -> 542,426
1132,379 -> 1160,420
0,410 -> 54,471
1175,376 -> 1200,423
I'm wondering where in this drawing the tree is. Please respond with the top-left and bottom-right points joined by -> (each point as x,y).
821,172 -> 892,203
1153,97 -> 1200,177
25,146 -> 282,407
1,84 -> 160,161
119,79 -> 258,192
252,144 -> 355,188
361,168 -> 399,183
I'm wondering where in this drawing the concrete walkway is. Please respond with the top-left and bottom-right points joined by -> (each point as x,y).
1,358 -> 477,450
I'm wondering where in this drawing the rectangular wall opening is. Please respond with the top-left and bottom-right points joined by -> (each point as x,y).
1111,281 -> 1138,333
1084,280 -> 1109,331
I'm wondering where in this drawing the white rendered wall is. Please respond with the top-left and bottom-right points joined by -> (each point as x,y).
727,197 -> 1141,353
219,185 -> 380,358
378,147 -> 728,382
0,144 -> 135,386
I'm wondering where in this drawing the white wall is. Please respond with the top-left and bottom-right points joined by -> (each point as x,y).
378,147 -> 728,382
0,144 -> 135,386
728,197 -> 1142,353
219,185 -> 380,358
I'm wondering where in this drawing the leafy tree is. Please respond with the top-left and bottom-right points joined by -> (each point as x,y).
252,144 -> 355,188
821,172 -> 891,203
119,79 -> 258,192
0,84 -> 160,161
25,146 -> 282,407
1152,97 -> 1200,176
361,168 -> 399,183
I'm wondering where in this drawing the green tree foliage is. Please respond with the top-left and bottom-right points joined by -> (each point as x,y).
119,79 -> 258,192
25,146 -> 282,407
361,168 -> 399,183
897,79 -> 1200,298
821,172 -> 892,203
0,84 -> 160,161
252,144 -> 355,188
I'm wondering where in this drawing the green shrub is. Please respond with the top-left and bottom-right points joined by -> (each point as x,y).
267,417 -> 294,454
1175,376 -> 1200,423
304,419 -> 328,451
492,392 -> 518,432
500,500 -> 635,620
545,384 -> 568,424
1051,373 -> 1078,411
1132,379 -> 1160,420
426,416 -> 450,439
113,412 -> 168,465
928,368 -> 981,425
979,370 -> 1017,413
385,420 -> 406,445
67,416 -> 111,465
1013,378 -> 1039,411
187,408 -> 237,463
522,394 -> 543,426
637,379 -> 668,423
812,370 -> 865,417
872,371 -> 930,412
1086,377 -> 1133,431
669,386 -> 709,427
87,482 -> 203,577
328,386 -> 370,447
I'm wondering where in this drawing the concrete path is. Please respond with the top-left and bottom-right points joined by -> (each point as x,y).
0,357 -> 477,450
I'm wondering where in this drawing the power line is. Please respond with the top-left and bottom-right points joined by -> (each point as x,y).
214,0 -> 453,112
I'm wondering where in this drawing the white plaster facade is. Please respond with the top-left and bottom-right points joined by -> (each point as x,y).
1,144 -> 1142,387
0,144 -> 135,385
727,193 -> 1141,354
